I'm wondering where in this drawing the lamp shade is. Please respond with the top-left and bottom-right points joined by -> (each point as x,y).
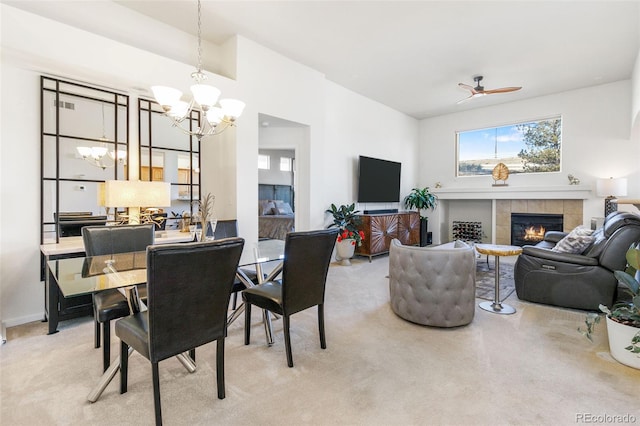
219,98 -> 246,119
151,86 -> 182,108
190,84 -> 221,108
596,177 -> 628,198
103,180 -> 171,208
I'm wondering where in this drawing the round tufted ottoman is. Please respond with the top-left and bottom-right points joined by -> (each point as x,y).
389,239 -> 476,327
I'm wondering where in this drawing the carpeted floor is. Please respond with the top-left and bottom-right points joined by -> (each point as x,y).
1,255 -> 639,425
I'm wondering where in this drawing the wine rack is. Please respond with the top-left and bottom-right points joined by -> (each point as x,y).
452,221 -> 483,243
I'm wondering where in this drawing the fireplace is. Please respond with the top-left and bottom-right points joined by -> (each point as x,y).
511,213 -> 563,246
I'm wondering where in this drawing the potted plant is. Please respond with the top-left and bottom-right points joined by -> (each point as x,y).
599,242 -> 640,369
326,203 -> 365,265
403,187 -> 438,247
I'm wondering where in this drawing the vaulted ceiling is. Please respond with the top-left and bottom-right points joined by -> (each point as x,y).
9,1 -> 640,119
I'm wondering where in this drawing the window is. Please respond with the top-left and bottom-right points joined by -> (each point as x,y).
258,154 -> 270,170
280,157 -> 292,172
456,116 -> 561,177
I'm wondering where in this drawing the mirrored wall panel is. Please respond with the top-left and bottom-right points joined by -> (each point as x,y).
41,76 -> 129,243
138,99 -> 201,230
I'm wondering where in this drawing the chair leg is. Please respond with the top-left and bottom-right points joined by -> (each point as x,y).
120,341 -> 129,394
216,338 -> 225,399
152,362 -> 162,426
318,304 -> 326,349
103,321 -> 111,372
283,315 -> 293,368
232,292 -> 238,310
93,295 -> 100,349
244,302 -> 252,345
102,321 -> 112,372
189,349 -> 196,363
94,318 -> 101,349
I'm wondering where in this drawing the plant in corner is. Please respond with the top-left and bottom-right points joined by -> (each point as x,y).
403,187 -> 438,247
326,203 -> 365,265
599,242 -> 640,368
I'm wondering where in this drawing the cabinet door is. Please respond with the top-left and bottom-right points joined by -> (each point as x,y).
398,212 -> 420,246
370,215 -> 398,254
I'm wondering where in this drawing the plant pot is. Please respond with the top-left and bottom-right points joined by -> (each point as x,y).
335,240 -> 356,266
605,316 -> 640,369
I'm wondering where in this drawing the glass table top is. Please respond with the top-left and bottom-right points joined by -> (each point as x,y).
48,239 -> 285,298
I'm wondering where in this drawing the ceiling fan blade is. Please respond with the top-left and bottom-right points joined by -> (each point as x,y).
456,94 -> 474,104
458,83 -> 478,94
483,86 -> 522,94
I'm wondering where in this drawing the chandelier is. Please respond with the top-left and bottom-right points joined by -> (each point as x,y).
76,104 -> 126,170
151,0 -> 245,140
76,146 -> 126,170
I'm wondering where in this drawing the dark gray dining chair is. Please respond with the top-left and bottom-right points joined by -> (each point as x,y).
81,224 -> 155,372
243,228 -> 338,367
116,238 -> 244,426
212,219 -> 260,308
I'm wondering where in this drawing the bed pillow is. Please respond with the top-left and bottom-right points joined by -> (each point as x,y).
551,226 -> 595,254
259,200 -> 276,216
273,200 -> 294,215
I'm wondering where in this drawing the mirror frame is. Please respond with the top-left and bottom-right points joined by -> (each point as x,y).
137,98 -> 201,230
41,76 -> 129,243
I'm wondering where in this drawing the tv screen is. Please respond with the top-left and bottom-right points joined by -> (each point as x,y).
357,156 -> 401,203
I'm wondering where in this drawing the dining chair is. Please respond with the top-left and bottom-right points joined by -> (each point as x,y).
213,219 -> 260,309
115,238 -> 244,426
81,224 -> 155,372
242,228 -> 338,367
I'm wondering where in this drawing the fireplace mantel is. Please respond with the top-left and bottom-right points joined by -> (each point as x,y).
432,185 -> 591,200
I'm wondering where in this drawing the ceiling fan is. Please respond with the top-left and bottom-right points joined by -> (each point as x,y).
457,76 -> 522,104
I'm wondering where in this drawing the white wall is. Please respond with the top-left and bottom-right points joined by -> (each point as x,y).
419,80 -> 638,243
323,81 -> 420,220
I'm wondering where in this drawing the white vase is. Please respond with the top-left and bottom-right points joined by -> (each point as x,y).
336,239 -> 356,266
605,316 -> 640,369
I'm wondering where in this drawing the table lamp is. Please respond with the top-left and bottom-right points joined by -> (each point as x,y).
103,180 -> 171,224
596,177 -> 627,217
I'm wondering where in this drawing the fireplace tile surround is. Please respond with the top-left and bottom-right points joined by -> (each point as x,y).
496,199 -> 582,245
431,186 -> 590,245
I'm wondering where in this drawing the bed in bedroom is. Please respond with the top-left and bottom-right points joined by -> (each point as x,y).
258,184 -> 295,240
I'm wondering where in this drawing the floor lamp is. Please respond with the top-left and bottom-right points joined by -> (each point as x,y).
596,177 -> 627,217
103,180 -> 171,225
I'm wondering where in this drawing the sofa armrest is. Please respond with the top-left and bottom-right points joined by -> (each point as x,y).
521,246 -> 599,266
542,231 -> 567,244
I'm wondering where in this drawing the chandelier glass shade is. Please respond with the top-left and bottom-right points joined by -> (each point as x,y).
76,145 -> 126,170
151,0 -> 245,140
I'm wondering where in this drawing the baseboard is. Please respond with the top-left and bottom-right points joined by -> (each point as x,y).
3,312 -> 45,329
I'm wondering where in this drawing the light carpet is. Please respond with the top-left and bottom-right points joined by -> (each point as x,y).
1,255 -> 639,426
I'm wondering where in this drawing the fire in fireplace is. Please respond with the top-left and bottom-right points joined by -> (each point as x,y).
511,213 -> 563,246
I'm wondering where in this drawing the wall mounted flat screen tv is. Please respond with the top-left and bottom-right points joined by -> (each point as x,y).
357,156 -> 401,203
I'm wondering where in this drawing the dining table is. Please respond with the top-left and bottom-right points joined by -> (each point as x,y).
46,238 -> 285,403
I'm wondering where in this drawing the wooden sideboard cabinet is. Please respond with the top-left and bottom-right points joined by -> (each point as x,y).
355,211 -> 420,261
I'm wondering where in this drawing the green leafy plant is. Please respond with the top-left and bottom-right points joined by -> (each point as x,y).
326,203 -> 364,246
403,187 -> 438,220
599,242 -> 640,354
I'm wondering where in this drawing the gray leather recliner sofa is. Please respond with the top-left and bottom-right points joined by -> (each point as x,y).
389,239 -> 476,327
514,211 -> 640,310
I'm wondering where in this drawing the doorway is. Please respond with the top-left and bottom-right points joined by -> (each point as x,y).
258,113 -> 307,239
